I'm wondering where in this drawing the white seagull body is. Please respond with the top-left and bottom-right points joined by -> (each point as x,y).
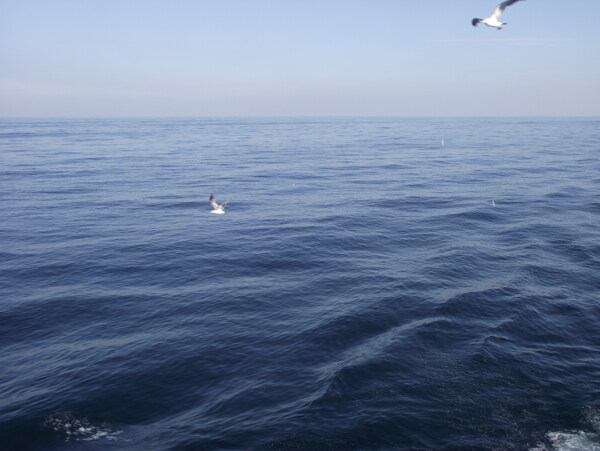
472,0 -> 525,30
209,194 -> 231,214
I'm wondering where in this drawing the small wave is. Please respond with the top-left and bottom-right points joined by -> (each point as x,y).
43,413 -> 122,442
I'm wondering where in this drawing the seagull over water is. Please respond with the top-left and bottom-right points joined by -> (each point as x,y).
209,194 -> 231,214
472,0 -> 526,30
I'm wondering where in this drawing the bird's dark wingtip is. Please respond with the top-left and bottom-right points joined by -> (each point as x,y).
472,18 -> 481,27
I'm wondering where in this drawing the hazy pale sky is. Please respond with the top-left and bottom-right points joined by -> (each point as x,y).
1,0 -> 599,117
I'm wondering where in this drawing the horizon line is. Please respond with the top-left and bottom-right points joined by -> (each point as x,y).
1,114 -> 599,120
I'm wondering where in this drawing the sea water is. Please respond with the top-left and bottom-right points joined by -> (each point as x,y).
1,117 -> 599,450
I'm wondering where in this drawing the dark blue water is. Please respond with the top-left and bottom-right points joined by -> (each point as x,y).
1,117 -> 599,450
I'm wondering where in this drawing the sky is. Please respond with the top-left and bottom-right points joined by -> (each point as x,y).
1,0 -> 599,117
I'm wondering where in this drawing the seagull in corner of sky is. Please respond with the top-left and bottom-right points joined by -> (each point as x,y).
472,0 -> 526,30
209,194 -> 231,214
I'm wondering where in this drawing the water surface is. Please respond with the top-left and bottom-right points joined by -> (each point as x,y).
1,117 -> 599,450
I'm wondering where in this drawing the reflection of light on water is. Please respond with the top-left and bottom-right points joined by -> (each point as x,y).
44,413 -> 122,442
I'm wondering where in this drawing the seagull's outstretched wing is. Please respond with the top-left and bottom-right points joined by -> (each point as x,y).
220,199 -> 232,209
492,0 -> 524,20
209,194 -> 219,210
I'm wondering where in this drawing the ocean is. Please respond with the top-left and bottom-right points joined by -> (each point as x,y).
1,117 -> 599,450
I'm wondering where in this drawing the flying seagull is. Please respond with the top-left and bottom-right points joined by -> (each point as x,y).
209,194 -> 231,214
472,0 -> 525,30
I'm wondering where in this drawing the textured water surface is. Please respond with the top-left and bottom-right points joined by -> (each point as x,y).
1,117 -> 599,450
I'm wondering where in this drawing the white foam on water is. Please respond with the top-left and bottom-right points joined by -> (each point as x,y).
536,431 -> 600,451
44,413 -> 122,442
531,408 -> 600,451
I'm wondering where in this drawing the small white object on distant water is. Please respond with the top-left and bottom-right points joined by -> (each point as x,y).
492,200 -> 496,207
441,138 -> 445,146
472,0 -> 525,30
209,194 -> 231,214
